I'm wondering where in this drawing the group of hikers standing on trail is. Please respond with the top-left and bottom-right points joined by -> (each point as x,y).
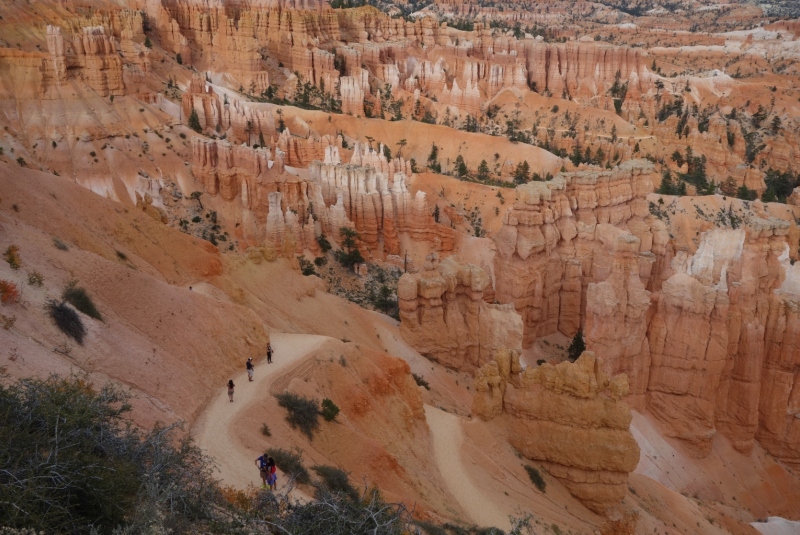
255,453 -> 278,490
226,343 -> 273,402
225,343 -> 279,490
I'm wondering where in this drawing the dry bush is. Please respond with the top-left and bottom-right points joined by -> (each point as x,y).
276,392 -> 320,439
47,300 -> 86,344
524,465 -> 546,492
0,280 -> 20,305
62,281 -> 102,321
27,271 -> 44,287
1,314 -> 16,329
3,245 -> 21,270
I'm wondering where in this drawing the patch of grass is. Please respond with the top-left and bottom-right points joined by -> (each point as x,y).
47,300 -> 86,344
524,465 -> 546,492
267,447 -> 310,484
275,392 -> 319,439
62,282 -> 102,321
412,373 -> 430,390
260,423 -> 271,437
53,238 -> 68,251
27,271 -> 44,287
312,465 -> 359,501
4,245 -> 21,270
320,398 -> 340,422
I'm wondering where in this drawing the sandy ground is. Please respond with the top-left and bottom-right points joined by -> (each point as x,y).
631,411 -> 800,519
425,405 -> 511,531
192,332 -> 330,489
751,517 -> 800,535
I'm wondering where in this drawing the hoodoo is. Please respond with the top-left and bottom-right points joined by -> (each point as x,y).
1,0 -> 800,533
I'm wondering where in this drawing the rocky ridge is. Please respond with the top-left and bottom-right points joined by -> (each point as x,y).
472,348 -> 640,514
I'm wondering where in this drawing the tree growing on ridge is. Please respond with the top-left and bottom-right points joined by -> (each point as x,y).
567,330 -> 585,362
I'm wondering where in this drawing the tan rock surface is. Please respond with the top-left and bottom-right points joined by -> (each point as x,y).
398,256 -> 523,372
493,160 -> 660,346
504,351 -> 640,513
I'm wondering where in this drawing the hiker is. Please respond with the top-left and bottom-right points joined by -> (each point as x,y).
267,456 -> 277,490
267,343 -> 273,364
227,380 -> 235,402
255,452 -> 270,489
246,357 -> 254,381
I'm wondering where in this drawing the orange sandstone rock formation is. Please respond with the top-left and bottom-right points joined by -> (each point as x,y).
493,160 -> 661,345
398,256 -> 523,372
505,351 -> 640,514
192,139 -> 454,258
473,349 -> 640,514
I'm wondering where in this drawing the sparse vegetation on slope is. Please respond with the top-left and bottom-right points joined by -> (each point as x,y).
47,300 -> 86,344
62,281 -> 103,321
0,375 -> 219,534
267,447 -> 311,484
276,392 -> 320,439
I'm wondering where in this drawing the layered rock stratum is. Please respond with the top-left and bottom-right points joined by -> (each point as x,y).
1,0 -> 800,532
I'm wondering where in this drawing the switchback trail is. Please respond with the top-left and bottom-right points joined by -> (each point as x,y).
192,332 -> 330,489
425,405 -> 510,530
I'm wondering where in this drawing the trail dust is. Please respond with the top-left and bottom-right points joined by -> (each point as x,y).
425,405 -> 510,530
192,332 -> 330,490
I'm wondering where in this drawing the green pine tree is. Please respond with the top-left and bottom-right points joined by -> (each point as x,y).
657,170 -> 675,195
513,161 -> 531,184
188,109 -> 202,133
567,330 -> 586,362
477,160 -> 490,180
454,155 -> 468,177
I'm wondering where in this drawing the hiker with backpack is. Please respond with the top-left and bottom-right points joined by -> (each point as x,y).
246,357 -> 254,381
267,343 -> 273,364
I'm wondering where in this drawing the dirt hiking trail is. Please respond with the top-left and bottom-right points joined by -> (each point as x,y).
193,331 -> 507,531
425,405 -> 510,530
193,332 -> 330,489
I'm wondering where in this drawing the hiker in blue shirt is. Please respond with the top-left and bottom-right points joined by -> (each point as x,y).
255,453 -> 270,489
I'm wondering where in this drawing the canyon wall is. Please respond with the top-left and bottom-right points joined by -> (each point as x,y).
490,161 -> 800,465
492,159 -> 661,346
149,0 -> 657,120
398,256 -> 523,372
192,139 -> 454,259
646,218 -> 800,461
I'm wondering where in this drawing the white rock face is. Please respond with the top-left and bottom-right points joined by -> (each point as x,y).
751,517 -> 800,535
672,228 -> 744,290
